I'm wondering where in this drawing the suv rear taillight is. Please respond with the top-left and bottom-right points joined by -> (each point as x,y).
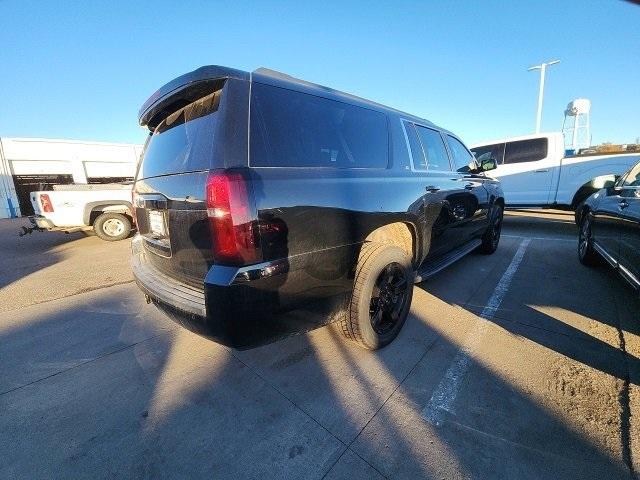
206,171 -> 262,265
40,194 -> 54,213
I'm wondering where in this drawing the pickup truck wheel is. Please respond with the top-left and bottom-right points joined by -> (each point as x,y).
478,204 -> 503,254
341,243 -> 413,350
94,212 -> 131,241
578,214 -> 600,267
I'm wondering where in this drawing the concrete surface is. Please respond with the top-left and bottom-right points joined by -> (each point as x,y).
0,210 -> 638,479
0,218 -> 133,312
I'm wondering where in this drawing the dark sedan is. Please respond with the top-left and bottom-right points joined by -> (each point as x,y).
577,161 -> 640,291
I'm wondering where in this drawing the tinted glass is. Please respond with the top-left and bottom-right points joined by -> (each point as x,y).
137,90 -> 220,179
471,143 -> 505,165
446,135 -> 474,172
403,122 -> 426,169
251,83 -> 388,168
622,163 -> 640,187
415,126 -> 450,171
504,138 -> 548,164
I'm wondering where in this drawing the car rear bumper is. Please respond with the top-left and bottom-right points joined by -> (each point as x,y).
29,215 -> 55,229
132,250 -> 207,318
132,236 -> 304,348
131,235 -> 355,348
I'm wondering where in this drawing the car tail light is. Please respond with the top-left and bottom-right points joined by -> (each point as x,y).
206,170 -> 261,265
40,194 -> 54,213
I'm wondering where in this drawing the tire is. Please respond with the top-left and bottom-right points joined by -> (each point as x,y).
93,212 -> 132,241
574,201 -> 589,225
478,204 -> 503,254
340,242 -> 413,350
578,213 -> 600,267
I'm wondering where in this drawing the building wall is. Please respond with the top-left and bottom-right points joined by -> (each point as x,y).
0,137 -> 143,219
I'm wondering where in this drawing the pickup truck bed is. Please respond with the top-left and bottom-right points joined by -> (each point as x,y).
30,183 -> 134,241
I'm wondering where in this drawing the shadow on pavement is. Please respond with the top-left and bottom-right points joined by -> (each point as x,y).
0,218 -> 84,290
0,235 -> 634,479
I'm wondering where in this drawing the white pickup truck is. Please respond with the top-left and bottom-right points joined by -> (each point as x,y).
470,132 -> 640,210
29,183 -> 134,241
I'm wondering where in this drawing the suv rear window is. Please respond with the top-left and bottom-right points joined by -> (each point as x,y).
137,90 -> 221,179
250,83 -> 388,168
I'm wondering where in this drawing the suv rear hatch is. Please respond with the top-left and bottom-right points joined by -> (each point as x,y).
133,74 -> 258,291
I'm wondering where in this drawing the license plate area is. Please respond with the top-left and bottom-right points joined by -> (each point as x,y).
148,210 -> 167,237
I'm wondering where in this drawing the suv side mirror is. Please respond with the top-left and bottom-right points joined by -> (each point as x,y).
474,152 -> 497,172
480,157 -> 498,172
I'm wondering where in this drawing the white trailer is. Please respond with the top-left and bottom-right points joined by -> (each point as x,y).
0,137 -> 143,219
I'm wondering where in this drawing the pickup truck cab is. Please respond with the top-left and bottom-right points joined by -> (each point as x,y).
30,183 -> 134,241
470,133 -> 640,210
132,65 -> 504,350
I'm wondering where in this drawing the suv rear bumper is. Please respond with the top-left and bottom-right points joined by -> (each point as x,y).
132,250 -> 206,318
132,235 -> 356,348
131,236 -> 301,348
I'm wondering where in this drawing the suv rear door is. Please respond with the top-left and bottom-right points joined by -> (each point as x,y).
444,134 -> 491,243
404,122 -> 465,257
134,79 -> 250,288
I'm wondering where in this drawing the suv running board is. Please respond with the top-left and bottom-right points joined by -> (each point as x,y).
414,239 -> 482,283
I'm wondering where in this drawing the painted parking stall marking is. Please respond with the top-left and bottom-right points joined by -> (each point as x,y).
422,238 -> 531,425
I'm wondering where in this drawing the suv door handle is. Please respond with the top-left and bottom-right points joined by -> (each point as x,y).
534,169 -> 549,173
619,200 -> 629,210
425,186 -> 440,193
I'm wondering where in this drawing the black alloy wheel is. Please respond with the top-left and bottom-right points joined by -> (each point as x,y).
479,204 -> 503,254
489,208 -> 503,249
578,213 -> 600,266
369,262 -> 410,335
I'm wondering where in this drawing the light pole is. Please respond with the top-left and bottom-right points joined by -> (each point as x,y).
528,60 -> 560,134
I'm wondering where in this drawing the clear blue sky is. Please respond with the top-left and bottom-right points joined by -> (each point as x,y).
1,0 -> 638,146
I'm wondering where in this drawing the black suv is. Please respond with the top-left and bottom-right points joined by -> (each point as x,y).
132,66 -> 504,349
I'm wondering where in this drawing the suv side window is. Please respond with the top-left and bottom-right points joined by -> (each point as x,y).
446,135 -> 474,172
471,143 -> 505,165
250,83 -> 388,168
503,138 -> 548,164
403,122 -> 426,169
415,126 -> 451,171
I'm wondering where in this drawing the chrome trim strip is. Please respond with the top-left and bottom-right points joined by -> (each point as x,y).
592,241 -> 618,268
619,264 -> 640,289
399,118 -> 418,172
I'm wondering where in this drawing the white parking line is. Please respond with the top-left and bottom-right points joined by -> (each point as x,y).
502,234 -> 574,242
422,238 -> 531,425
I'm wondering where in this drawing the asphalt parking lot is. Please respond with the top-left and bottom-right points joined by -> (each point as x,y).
1,211 -> 638,479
